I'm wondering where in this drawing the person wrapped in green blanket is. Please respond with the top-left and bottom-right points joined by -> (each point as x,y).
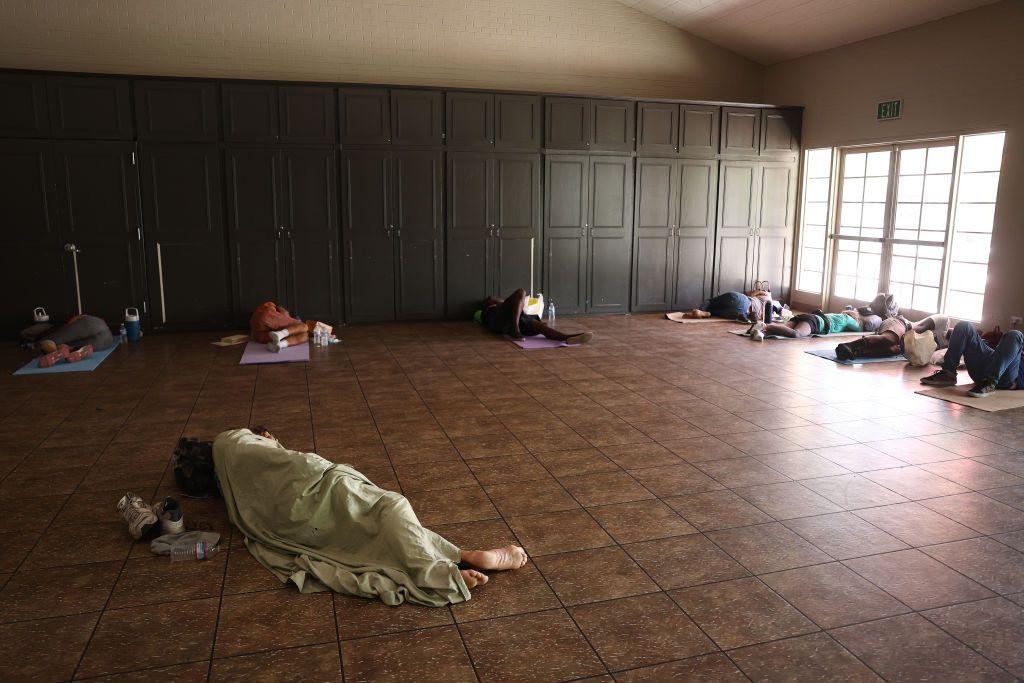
179,428 -> 528,606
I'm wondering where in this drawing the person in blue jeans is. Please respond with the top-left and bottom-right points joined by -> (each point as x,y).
921,321 -> 1023,397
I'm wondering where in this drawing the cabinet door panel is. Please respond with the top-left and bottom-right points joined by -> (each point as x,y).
0,141 -> 69,333
140,144 -> 230,328
714,161 -> 758,295
544,155 -> 588,314
225,147 -> 287,320
135,80 -> 219,142
494,95 -> 541,150
56,142 -> 143,325
636,103 -> 678,155
673,159 -> 717,310
393,151 -> 443,319
760,109 -> 801,159
591,99 -> 634,152
588,156 -> 633,313
494,154 -> 541,299
755,163 -> 797,301
339,88 -> 391,144
391,90 -> 444,145
281,147 -> 340,321
446,152 -> 491,318
47,77 -> 133,140
0,74 -> 49,138
631,158 -> 676,311
679,104 -> 719,157
279,86 -> 336,144
545,97 -> 590,150
222,84 -> 278,142
446,92 -> 493,149
341,150 -> 394,321
720,107 -> 760,157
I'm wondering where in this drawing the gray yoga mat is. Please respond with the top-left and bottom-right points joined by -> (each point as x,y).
805,348 -> 907,365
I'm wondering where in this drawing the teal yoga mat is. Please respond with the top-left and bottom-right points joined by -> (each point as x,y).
805,348 -> 907,365
13,338 -> 121,376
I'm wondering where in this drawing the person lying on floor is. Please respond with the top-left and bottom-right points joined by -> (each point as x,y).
674,289 -> 782,324
174,427 -> 528,606
750,308 -> 876,340
250,301 -> 309,352
834,314 -> 951,361
34,314 -> 113,367
476,288 -> 593,344
920,321 -> 1023,398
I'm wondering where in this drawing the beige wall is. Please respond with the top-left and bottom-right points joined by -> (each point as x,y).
0,0 -> 763,101
765,1 -> 1024,326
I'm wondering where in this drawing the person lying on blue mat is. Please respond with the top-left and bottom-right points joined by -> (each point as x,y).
24,314 -> 113,368
920,322 -> 1023,398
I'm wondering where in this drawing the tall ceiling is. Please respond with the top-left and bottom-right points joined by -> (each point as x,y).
619,0 -> 1001,64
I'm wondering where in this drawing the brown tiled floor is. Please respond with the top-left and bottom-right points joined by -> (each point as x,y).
2,314 -> 1024,681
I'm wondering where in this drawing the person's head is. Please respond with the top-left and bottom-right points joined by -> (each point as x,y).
173,437 -> 220,498
861,314 -> 883,332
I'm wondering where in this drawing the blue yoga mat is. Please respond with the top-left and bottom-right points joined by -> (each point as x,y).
13,338 -> 121,376
805,348 -> 906,365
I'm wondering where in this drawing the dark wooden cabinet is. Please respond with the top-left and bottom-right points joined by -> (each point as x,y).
279,86 -> 336,144
139,144 -> 230,328
714,160 -> 759,295
754,163 -> 797,301
446,92 -> 493,149
546,97 -> 634,151
446,152 -> 541,318
679,104 -> 719,157
54,141 -> 144,325
47,76 -> 133,140
222,84 -> 278,142
495,95 -> 541,150
545,97 -> 590,150
391,90 -> 444,146
632,158 -> 716,311
339,88 -> 391,145
544,154 -> 633,314
341,149 -> 443,321
135,80 -> 219,142
760,108 -> 801,160
636,102 -> 678,155
591,99 -> 634,152
0,74 -> 49,138
226,145 -> 340,322
720,107 -> 761,157
0,141 -> 69,333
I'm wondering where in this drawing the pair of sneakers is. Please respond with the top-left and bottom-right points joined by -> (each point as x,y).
920,369 -> 997,398
117,493 -> 185,540
38,344 -> 94,368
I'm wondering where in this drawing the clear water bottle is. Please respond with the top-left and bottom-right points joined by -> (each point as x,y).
119,323 -> 127,343
546,300 -> 556,325
170,542 -> 220,562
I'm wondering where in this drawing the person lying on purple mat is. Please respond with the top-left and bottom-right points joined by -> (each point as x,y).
473,288 -> 592,344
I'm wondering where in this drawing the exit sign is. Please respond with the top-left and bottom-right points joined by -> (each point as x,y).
877,99 -> 902,121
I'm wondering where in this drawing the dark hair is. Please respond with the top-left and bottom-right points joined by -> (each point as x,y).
173,437 -> 221,498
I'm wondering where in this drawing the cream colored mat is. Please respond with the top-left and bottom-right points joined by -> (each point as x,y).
665,312 -> 745,324
916,384 -> 1024,412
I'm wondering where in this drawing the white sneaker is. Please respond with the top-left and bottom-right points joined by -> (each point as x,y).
117,492 -> 158,540
749,321 -> 766,341
152,497 -> 185,535
266,340 -> 283,353
269,329 -> 287,344
752,329 -> 765,342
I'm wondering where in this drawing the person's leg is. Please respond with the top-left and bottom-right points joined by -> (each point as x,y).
267,330 -> 309,352
943,321 -> 992,382
268,322 -> 308,344
40,315 -> 109,352
981,330 -> 1023,389
836,332 -> 900,361
764,321 -> 810,338
500,289 -> 528,338
527,318 -> 593,344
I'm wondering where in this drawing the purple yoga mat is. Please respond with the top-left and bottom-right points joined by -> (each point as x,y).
506,335 -> 570,349
239,340 -> 310,364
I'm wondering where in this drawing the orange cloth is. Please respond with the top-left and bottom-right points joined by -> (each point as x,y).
249,302 -> 303,343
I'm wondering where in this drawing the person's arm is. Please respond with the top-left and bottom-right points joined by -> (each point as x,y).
844,314 -> 862,332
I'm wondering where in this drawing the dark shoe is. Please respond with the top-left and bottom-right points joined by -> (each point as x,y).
835,343 -> 855,361
966,380 -> 997,398
564,332 -> 593,345
920,369 -> 958,386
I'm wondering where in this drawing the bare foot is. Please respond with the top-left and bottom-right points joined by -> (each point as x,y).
462,545 -> 528,571
460,569 -> 489,588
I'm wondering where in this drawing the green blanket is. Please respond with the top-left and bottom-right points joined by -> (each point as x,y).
213,428 -> 470,606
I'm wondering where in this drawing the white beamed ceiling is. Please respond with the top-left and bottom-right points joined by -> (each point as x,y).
619,0 -> 1001,64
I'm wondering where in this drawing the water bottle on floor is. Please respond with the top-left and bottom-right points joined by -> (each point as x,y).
547,300 -> 556,325
170,542 -> 220,561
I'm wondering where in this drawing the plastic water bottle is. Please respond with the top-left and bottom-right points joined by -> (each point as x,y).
547,300 -> 556,325
314,329 -> 323,346
119,323 -> 127,343
170,542 -> 220,562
